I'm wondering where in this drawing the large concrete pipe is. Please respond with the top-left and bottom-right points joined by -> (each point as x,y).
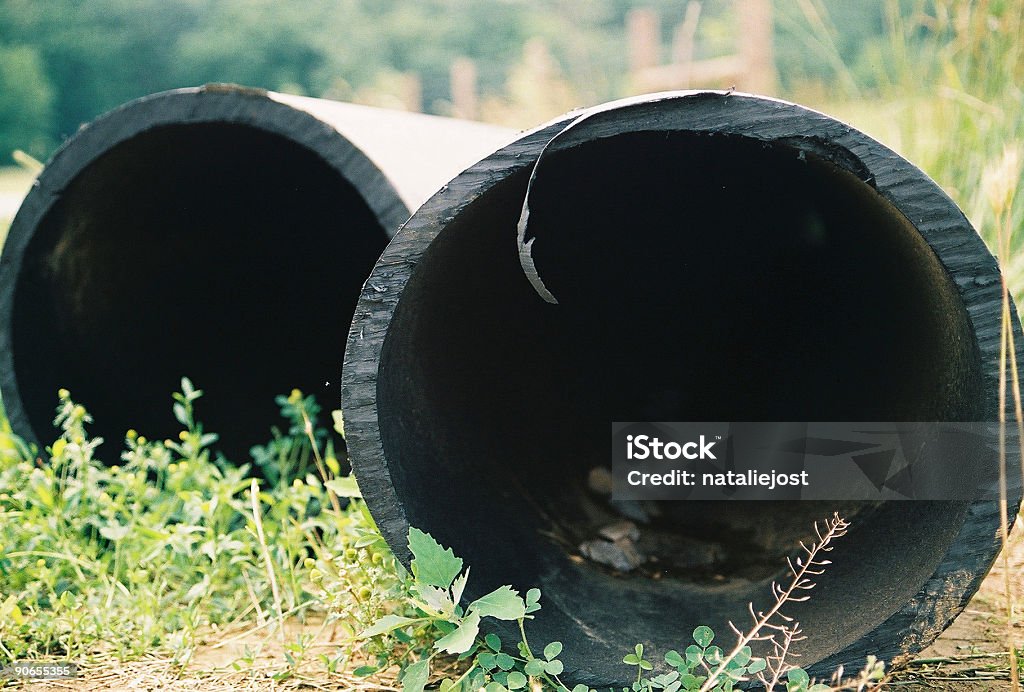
342,92 -> 1024,685
0,85 -> 511,459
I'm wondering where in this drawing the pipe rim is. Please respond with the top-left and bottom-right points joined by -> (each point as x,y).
342,91 -> 1024,682
0,84 -> 410,451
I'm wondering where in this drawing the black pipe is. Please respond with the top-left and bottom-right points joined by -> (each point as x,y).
342,92 -> 1024,686
0,85 -> 510,460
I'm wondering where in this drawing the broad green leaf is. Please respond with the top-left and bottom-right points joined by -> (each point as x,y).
402,658 -> 431,692
788,668 -> 809,686
733,646 -> 751,667
665,650 -> 685,668
525,587 -> 542,613
325,476 -> 361,498
524,659 -> 546,676
478,653 -> 497,671
332,410 -> 345,437
469,585 -> 526,620
693,625 -> 714,647
685,645 -> 703,665
624,654 -> 640,665
485,632 -> 502,651
466,670 -> 486,690
705,646 -> 723,665
415,583 -> 454,616
359,614 -> 422,638
434,611 -> 480,655
652,672 -> 679,686
746,658 -> 766,674
808,685 -> 831,692
352,665 -> 378,677
506,671 -> 527,689
544,641 -> 562,661
408,527 -> 463,589
495,653 -> 515,671
680,673 -> 704,690
451,568 -> 470,606
572,686 -> 589,692
544,659 -> 564,675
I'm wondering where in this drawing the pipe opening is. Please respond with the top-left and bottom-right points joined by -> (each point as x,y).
13,122 -> 390,459
377,132 -> 984,675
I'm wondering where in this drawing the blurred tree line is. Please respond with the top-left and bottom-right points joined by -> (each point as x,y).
0,0 -> 910,161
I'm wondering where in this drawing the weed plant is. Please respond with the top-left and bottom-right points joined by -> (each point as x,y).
0,380 -> 394,677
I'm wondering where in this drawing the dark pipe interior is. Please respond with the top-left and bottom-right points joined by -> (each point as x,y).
13,123 -> 389,459
377,132 -> 984,680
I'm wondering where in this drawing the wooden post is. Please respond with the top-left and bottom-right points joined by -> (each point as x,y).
398,72 -> 423,113
671,1 -> 702,67
450,57 -> 478,120
671,1 -> 703,87
627,8 -> 661,75
736,0 -> 777,94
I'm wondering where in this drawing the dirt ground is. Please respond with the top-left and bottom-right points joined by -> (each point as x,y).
8,519 -> 1024,692
886,515 -> 1024,690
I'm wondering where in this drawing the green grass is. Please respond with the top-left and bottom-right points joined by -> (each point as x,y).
0,383 -> 407,685
797,0 -> 1024,300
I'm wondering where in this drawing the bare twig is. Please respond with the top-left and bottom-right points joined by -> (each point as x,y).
699,512 -> 850,692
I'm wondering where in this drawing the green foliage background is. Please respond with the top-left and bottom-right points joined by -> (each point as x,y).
0,0 -> 918,161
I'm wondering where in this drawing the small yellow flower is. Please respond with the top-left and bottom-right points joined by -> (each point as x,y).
178,431 -> 189,441
126,429 -> 138,440
58,388 -> 70,400
288,389 -> 302,404
36,558 -> 46,569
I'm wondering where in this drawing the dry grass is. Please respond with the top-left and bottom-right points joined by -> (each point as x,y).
891,515 -> 1024,689
5,618 -> 401,692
